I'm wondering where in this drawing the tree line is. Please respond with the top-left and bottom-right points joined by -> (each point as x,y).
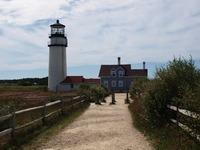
0,77 -> 48,86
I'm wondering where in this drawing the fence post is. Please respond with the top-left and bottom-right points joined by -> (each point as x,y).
42,102 -> 46,124
10,106 -> 16,140
125,91 -> 130,104
176,104 -> 179,126
110,91 -> 116,105
80,96 -> 84,106
71,98 -> 74,110
61,99 -> 64,115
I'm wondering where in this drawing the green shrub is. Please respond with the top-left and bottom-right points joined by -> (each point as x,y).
77,83 -> 91,101
77,83 -> 110,103
130,77 -> 148,99
130,57 -> 200,126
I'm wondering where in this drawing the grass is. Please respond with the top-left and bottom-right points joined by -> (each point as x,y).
0,85 -> 46,89
128,98 -> 200,150
3,102 -> 90,150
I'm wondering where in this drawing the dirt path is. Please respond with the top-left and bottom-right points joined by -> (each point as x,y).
38,93 -> 152,150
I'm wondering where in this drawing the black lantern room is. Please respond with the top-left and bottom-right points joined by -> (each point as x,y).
50,20 -> 66,37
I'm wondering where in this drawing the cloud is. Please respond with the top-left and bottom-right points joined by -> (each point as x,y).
0,0 -> 200,74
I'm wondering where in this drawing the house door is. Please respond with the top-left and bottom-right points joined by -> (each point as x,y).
70,84 -> 74,90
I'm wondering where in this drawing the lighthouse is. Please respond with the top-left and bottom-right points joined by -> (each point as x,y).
48,20 -> 68,91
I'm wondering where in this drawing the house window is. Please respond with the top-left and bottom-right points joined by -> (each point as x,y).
119,71 -> 124,77
70,84 -> 74,89
112,81 -> 116,87
118,81 -> 123,87
103,80 -> 108,87
111,70 -> 116,77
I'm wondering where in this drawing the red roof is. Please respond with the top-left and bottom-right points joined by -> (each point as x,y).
61,76 -> 100,84
131,69 -> 148,76
61,76 -> 84,83
99,64 -> 147,77
84,78 -> 100,84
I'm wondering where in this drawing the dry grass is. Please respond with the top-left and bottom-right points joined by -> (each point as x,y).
0,86 -> 76,111
0,86 -> 78,149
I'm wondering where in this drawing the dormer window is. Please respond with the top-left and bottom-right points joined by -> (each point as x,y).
111,70 -> 116,77
119,71 -> 124,77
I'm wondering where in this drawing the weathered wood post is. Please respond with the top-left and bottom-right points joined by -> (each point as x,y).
176,103 -> 179,126
81,95 -> 86,105
95,93 -> 101,105
125,91 -> 130,104
10,106 -> 16,140
42,102 -> 46,124
110,91 -> 116,105
101,93 -> 106,103
71,97 -> 74,110
61,98 -> 64,115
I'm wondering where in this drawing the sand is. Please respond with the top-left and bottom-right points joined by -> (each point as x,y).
38,93 -> 152,150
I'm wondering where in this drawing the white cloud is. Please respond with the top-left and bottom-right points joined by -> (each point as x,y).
0,0 -> 200,73
0,0 -> 68,25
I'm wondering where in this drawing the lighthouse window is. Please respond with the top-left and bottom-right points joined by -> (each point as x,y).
58,28 -> 64,34
51,27 -> 64,34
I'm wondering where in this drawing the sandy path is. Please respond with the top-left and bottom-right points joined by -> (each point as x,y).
38,93 -> 152,150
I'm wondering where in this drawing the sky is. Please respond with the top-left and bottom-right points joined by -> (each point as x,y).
0,0 -> 200,79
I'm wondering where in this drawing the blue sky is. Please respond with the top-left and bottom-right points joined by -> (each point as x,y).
0,0 -> 200,79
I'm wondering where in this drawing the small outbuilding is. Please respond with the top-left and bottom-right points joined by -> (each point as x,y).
59,76 -> 100,91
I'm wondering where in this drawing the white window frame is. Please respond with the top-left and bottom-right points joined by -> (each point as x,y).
111,70 -> 116,77
103,80 -> 108,87
118,71 -> 124,77
112,81 -> 116,87
118,80 -> 123,87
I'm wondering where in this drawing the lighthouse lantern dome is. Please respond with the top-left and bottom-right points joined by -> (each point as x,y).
50,20 -> 65,36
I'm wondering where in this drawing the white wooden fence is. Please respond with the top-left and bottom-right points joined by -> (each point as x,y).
168,105 -> 200,141
0,95 -> 86,139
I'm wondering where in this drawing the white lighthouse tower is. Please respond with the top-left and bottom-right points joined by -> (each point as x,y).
48,20 -> 68,91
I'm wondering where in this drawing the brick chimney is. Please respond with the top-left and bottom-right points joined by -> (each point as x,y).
118,57 -> 121,65
143,62 -> 146,69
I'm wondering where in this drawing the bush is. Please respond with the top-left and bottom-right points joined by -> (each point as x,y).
77,83 -> 110,103
130,77 -> 148,99
130,57 -> 200,126
90,84 -> 110,104
77,83 -> 91,101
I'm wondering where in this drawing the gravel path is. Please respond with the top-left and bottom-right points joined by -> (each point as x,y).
38,93 -> 152,150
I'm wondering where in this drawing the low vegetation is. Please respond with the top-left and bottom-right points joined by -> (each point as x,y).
4,102 -> 89,150
0,83 -> 109,149
0,86 -> 85,149
78,83 -> 110,104
0,77 -> 48,86
129,57 -> 200,149
0,86 -> 76,114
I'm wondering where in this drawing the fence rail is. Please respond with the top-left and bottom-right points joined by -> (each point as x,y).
0,95 -> 86,139
168,105 -> 200,141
